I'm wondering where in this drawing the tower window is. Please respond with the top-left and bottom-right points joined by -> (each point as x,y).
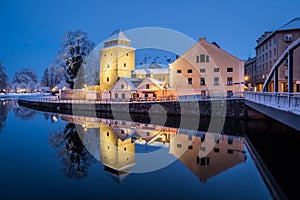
107,77 -> 109,82
107,64 -> 109,68
124,63 -> 126,67
126,53 -> 129,56
104,54 -> 106,57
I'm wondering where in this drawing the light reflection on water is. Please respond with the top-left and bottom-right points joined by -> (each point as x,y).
0,100 -> 273,200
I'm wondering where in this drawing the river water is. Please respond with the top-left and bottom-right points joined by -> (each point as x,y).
0,99 -> 298,200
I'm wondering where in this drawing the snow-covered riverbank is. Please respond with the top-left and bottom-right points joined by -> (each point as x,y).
0,92 -> 53,100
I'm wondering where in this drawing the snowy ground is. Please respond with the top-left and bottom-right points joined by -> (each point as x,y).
0,92 -> 53,99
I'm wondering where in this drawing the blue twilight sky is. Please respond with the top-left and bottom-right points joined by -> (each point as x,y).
0,0 -> 300,81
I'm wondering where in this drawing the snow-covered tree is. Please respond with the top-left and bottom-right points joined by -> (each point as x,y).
82,48 -> 100,86
41,63 -> 66,89
12,68 -> 38,92
59,30 -> 95,89
0,62 -> 9,92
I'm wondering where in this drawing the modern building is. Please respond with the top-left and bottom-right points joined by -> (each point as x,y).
169,38 -> 245,98
252,17 -> 300,92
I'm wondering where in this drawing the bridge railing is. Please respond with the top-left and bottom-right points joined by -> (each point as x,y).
245,92 -> 300,115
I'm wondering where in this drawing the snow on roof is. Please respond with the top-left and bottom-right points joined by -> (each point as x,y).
101,44 -> 135,50
139,77 -> 167,90
256,17 -> 300,47
132,68 -> 169,75
123,77 -> 141,89
105,29 -> 131,42
135,62 -> 168,69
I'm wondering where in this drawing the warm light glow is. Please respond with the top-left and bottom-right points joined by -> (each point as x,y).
62,86 -> 66,90
51,87 -> 57,92
244,76 -> 249,81
52,116 -> 58,122
84,128 -> 88,132
17,88 -> 26,93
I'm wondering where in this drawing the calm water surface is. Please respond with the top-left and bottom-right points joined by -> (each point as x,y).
0,100 -> 278,199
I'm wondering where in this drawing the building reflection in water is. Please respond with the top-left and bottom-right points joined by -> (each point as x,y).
58,114 -> 246,183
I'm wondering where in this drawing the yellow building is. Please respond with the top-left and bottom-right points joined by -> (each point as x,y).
169,38 -> 245,98
100,30 -> 135,91
99,123 -> 135,173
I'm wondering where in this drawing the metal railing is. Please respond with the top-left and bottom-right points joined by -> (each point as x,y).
245,92 -> 300,115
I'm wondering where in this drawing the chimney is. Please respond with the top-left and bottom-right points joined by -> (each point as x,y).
199,37 -> 206,42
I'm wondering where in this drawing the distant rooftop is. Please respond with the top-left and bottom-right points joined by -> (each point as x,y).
278,17 -> 300,31
135,62 -> 168,70
256,17 -> 300,47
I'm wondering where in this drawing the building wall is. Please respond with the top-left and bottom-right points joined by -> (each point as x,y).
111,78 -> 135,101
99,46 -> 135,91
99,124 -> 135,170
254,29 -> 300,92
245,57 -> 256,91
170,38 -> 244,97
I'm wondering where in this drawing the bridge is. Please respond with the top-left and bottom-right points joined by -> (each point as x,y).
245,37 -> 300,131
